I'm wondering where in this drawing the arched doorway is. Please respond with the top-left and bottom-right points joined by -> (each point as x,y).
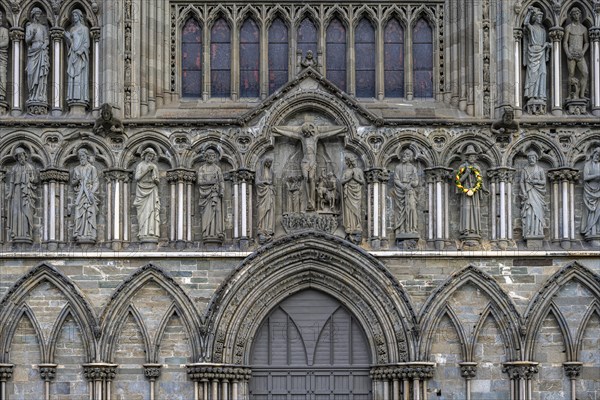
249,289 -> 371,399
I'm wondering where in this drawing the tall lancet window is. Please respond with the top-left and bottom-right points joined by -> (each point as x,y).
384,18 -> 405,98
297,18 -> 317,61
355,18 -> 375,97
326,18 -> 346,91
268,18 -> 288,94
211,17 -> 231,97
181,18 -> 202,98
240,18 -> 260,98
413,18 -> 433,98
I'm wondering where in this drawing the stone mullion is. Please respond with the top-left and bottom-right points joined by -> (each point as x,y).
590,28 -> 600,116
203,21 -> 211,101
449,0 -> 459,106
548,168 -> 579,249
459,362 -> 477,400
9,28 -> 24,115
0,364 -> 14,400
348,14 -> 355,97
260,19 -> 268,99
425,167 -> 452,250
0,171 -> 4,244
140,0 -> 149,115
405,26 -> 413,100
376,16 -> 384,100
104,169 -> 132,250
91,28 -> 101,110
549,28 -> 564,115
40,169 -> 69,250
513,29 -> 523,116
148,0 -> 157,113
50,28 -> 64,115
155,0 -> 164,108
143,363 -> 162,400
231,19 -> 239,101
563,362 -> 582,400
466,0 -> 475,115
167,169 -> 196,248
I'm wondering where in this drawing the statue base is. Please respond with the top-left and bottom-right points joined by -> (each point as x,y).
523,235 -> 544,250
460,233 -> 481,249
395,232 -> 420,250
44,241 -> 61,251
565,98 -> 588,115
139,237 -> 159,250
584,235 -> 600,248
525,99 -> 546,115
76,237 -> 96,249
12,237 -> 33,250
0,99 -> 8,115
281,212 -> 338,234
26,101 -> 48,115
559,239 -> 572,250
68,101 -> 89,116
202,236 -> 224,247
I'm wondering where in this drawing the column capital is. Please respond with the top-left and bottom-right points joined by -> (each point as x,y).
143,363 -> 162,381
487,167 -> 516,183
459,362 -> 478,379
0,364 -> 14,382
104,168 -> 132,183
186,363 -> 252,382
590,27 -> 600,42
563,362 -> 583,379
365,168 -> 390,183
425,167 -> 452,183
513,28 -> 523,40
549,27 -> 564,42
82,363 -> 118,382
548,167 -> 580,183
9,27 -> 24,41
502,361 -> 539,380
50,27 -> 65,41
40,168 -> 70,183
166,168 -> 196,184
230,168 -> 255,183
90,27 -> 101,41
38,363 -> 58,382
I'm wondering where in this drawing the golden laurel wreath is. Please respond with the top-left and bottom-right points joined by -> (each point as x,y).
455,166 -> 483,197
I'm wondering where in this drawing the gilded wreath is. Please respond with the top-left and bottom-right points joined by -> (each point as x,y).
455,166 -> 483,197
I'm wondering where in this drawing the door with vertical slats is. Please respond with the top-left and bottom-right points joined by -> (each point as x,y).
249,289 -> 372,399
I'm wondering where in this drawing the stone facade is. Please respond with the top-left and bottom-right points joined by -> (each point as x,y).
0,0 -> 599,399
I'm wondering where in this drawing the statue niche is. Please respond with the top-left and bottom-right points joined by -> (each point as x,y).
273,118 -> 346,234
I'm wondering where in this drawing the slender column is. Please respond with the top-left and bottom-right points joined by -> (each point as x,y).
590,28 -> 600,116
166,169 -> 197,248
147,0 -> 156,113
203,23 -> 211,100
348,19 -> 355,97
425,168 -> 452,250
0,171 -> 4,244
0,364 -> 14,400
83,363 -> 118,400
548,168 -> 580,249
40,169 -> 70,250
50,28 -> 64,115
365,169 -> 390,249
104,169 -> 132,251
502,362 -> 539,400
232,169 -> 255,249
513,29 -> 523,116
39,364 -> 57,400
231,20 -> 239,101
459,362 -> 477,400
549,28 -> 564,115
9,29 -> 24,115
91,28 -> 101,110
260,21 -> 268,99
143,363 -> 162,400
563,362 -> 582,400
405,27 -> 414,100
376,19 -> 384,100
487,168 -> 515,249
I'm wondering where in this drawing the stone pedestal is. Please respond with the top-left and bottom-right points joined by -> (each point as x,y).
68,101 -> 88,116
26,101 -> 48,115
524,235 -> 544,249
565,98 -> 588,115
525,99 -> 546,115
395,232 -> 420,250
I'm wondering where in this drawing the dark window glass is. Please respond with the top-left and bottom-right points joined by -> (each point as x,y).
326,18 -> 346,91
268,18 -> 288,94
181,18 -> 202,98
211,18 -> 231,97
413,18 -> 433,98
297,18 -> 317,60
240,18 -> 260,97
355,18 -> 375,98
384,18 -> 404,98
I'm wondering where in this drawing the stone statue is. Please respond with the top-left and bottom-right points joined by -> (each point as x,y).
93,104 -> 124,137
7,148 -> 37,242
458,145 -> 486,240
563,7 -> 589,100
272,122 -> 346,211
581,147 -> 600,238
394,149 -> 419,236
256,157 -> 275,244
317,171 -> 337,212
490,107 -> 520,137
341,154 -> 364,244
64,9 -> 90,104
134,148 -> 160,240
520,150 -> 546,238
523,7 -> 550,110
72,148 -> 99,242
197,148 -> 224,241
0,10 -> 8,102
25,7 -> 50,104
301,50 -> 317,68
285,176 -> 302,213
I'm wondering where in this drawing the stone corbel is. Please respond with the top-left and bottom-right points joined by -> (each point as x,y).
548,168 -> 580,249
186,364 -> 252,400
40,168 -> 70,250
166,168 -> 196,248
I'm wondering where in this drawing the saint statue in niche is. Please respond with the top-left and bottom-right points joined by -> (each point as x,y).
582,147 -> 600,239
7,147 -> 37,243
197,148 -> 224,241
64,9 -> 90,104
134,147 -> 160,240
523,6 -> 550,114
25,7 -> 50,105
457,145 -> 487,244
341,153 -> 364,244
256,157 -> 275,244
394,148 -> 419,238
519,150 -> 546,238
72,148 -> 99,242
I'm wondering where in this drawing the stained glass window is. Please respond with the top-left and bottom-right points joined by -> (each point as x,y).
326,18 -> 346,91
413,18 -> 433,98
181,18 -> 202,98
355,18 -> 375,98
240,18 -> 260,98
268,18 -> 288,94
384,18 -> 404,98
297,18 -> 317,61
211,18 -> 231,97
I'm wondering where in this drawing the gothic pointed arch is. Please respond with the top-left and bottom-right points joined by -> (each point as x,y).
58,0 -> 99,27
574,300 -> 600,360
99,264 -> 202,362
523,262 -> 600,360
418,265 -> 522,361
121,131 -> 179,169
0,131 -> 51,168
504,134 -> 564,167
0,263 -> 97,362
3,304 -> 46,362
205,232 -> 418,365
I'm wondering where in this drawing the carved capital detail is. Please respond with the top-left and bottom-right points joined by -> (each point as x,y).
50,27 -> 65,41
39,364 -> 57,382
186,364 -> 252,382
425,167 -> 453,184
487,167 -> 516,183
40,168 -> 70,183
82,364 -> 118,382
143,364 -> 162,381
370,363 -> 435,381
513,28 -> 523,40
104,169 -> 132,183
549,27 -> 564,42
9,28 -> 24,41
166,168 -> 196,184
589,28 -> 600,42
459,362 -> 478,379
0,364 -> 14,382
563,362 -> 582,379
365,168 -> 390,183
548,168 -> 580,183
231,169 -> 255,184
502,362 -> 539,380
90,27 -> 101,41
